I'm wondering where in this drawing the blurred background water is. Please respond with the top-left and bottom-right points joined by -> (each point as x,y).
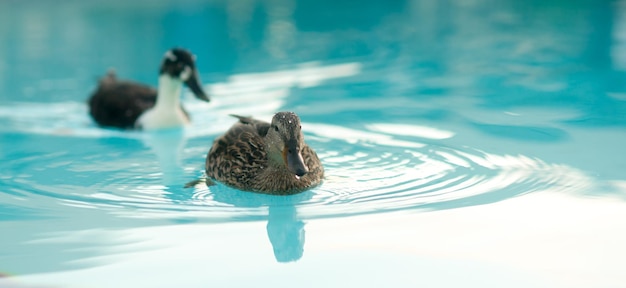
0,0 -> 625,287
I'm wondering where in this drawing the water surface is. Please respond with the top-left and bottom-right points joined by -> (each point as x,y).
1,0 -> 625,287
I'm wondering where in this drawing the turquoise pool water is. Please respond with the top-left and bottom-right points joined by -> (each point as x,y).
1,0 -> 626,287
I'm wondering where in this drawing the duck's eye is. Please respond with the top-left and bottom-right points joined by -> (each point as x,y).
273,125 -> 279,132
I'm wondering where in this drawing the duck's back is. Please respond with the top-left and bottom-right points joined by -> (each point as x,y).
206,121 -> 269,190
88,73 -> 157,129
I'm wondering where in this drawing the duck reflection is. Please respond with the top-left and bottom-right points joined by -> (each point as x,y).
211,186 -> 312,262
139,129 -> 188,188
266,205 -> 305,262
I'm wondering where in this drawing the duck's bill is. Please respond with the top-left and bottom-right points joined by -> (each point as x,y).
283,145 -> 309,177
185,71 -> 210,102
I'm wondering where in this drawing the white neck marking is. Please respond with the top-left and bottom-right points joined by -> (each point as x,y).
136,75 -> 189,130
154,75 -> 183,110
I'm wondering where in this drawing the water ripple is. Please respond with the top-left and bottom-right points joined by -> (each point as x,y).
1,114 -> 587,223
295,133 -> 578,217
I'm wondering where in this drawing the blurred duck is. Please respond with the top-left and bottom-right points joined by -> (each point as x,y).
205,112 -> 324,195
88,48 -> 210,129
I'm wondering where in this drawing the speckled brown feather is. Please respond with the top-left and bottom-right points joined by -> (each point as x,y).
206,115 -> 324,195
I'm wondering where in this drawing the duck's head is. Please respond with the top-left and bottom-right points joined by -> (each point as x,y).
266,112 -> 309,178
160,48 -> 210,102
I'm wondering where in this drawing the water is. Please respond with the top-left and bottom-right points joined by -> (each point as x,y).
1,0 -> 626,287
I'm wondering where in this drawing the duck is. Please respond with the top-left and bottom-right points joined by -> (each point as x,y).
88,48 -> 210,130
205,112 -> 324,195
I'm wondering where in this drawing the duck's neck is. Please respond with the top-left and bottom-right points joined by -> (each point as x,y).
154,75 -> 183,111
266,143 -> 287,169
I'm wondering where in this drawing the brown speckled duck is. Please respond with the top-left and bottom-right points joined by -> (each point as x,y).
205,112 -> 324,195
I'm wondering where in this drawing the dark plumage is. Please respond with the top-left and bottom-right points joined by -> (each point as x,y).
206,112 -> 324,195
87,48 -> 209,130
88,71 -> 158,128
